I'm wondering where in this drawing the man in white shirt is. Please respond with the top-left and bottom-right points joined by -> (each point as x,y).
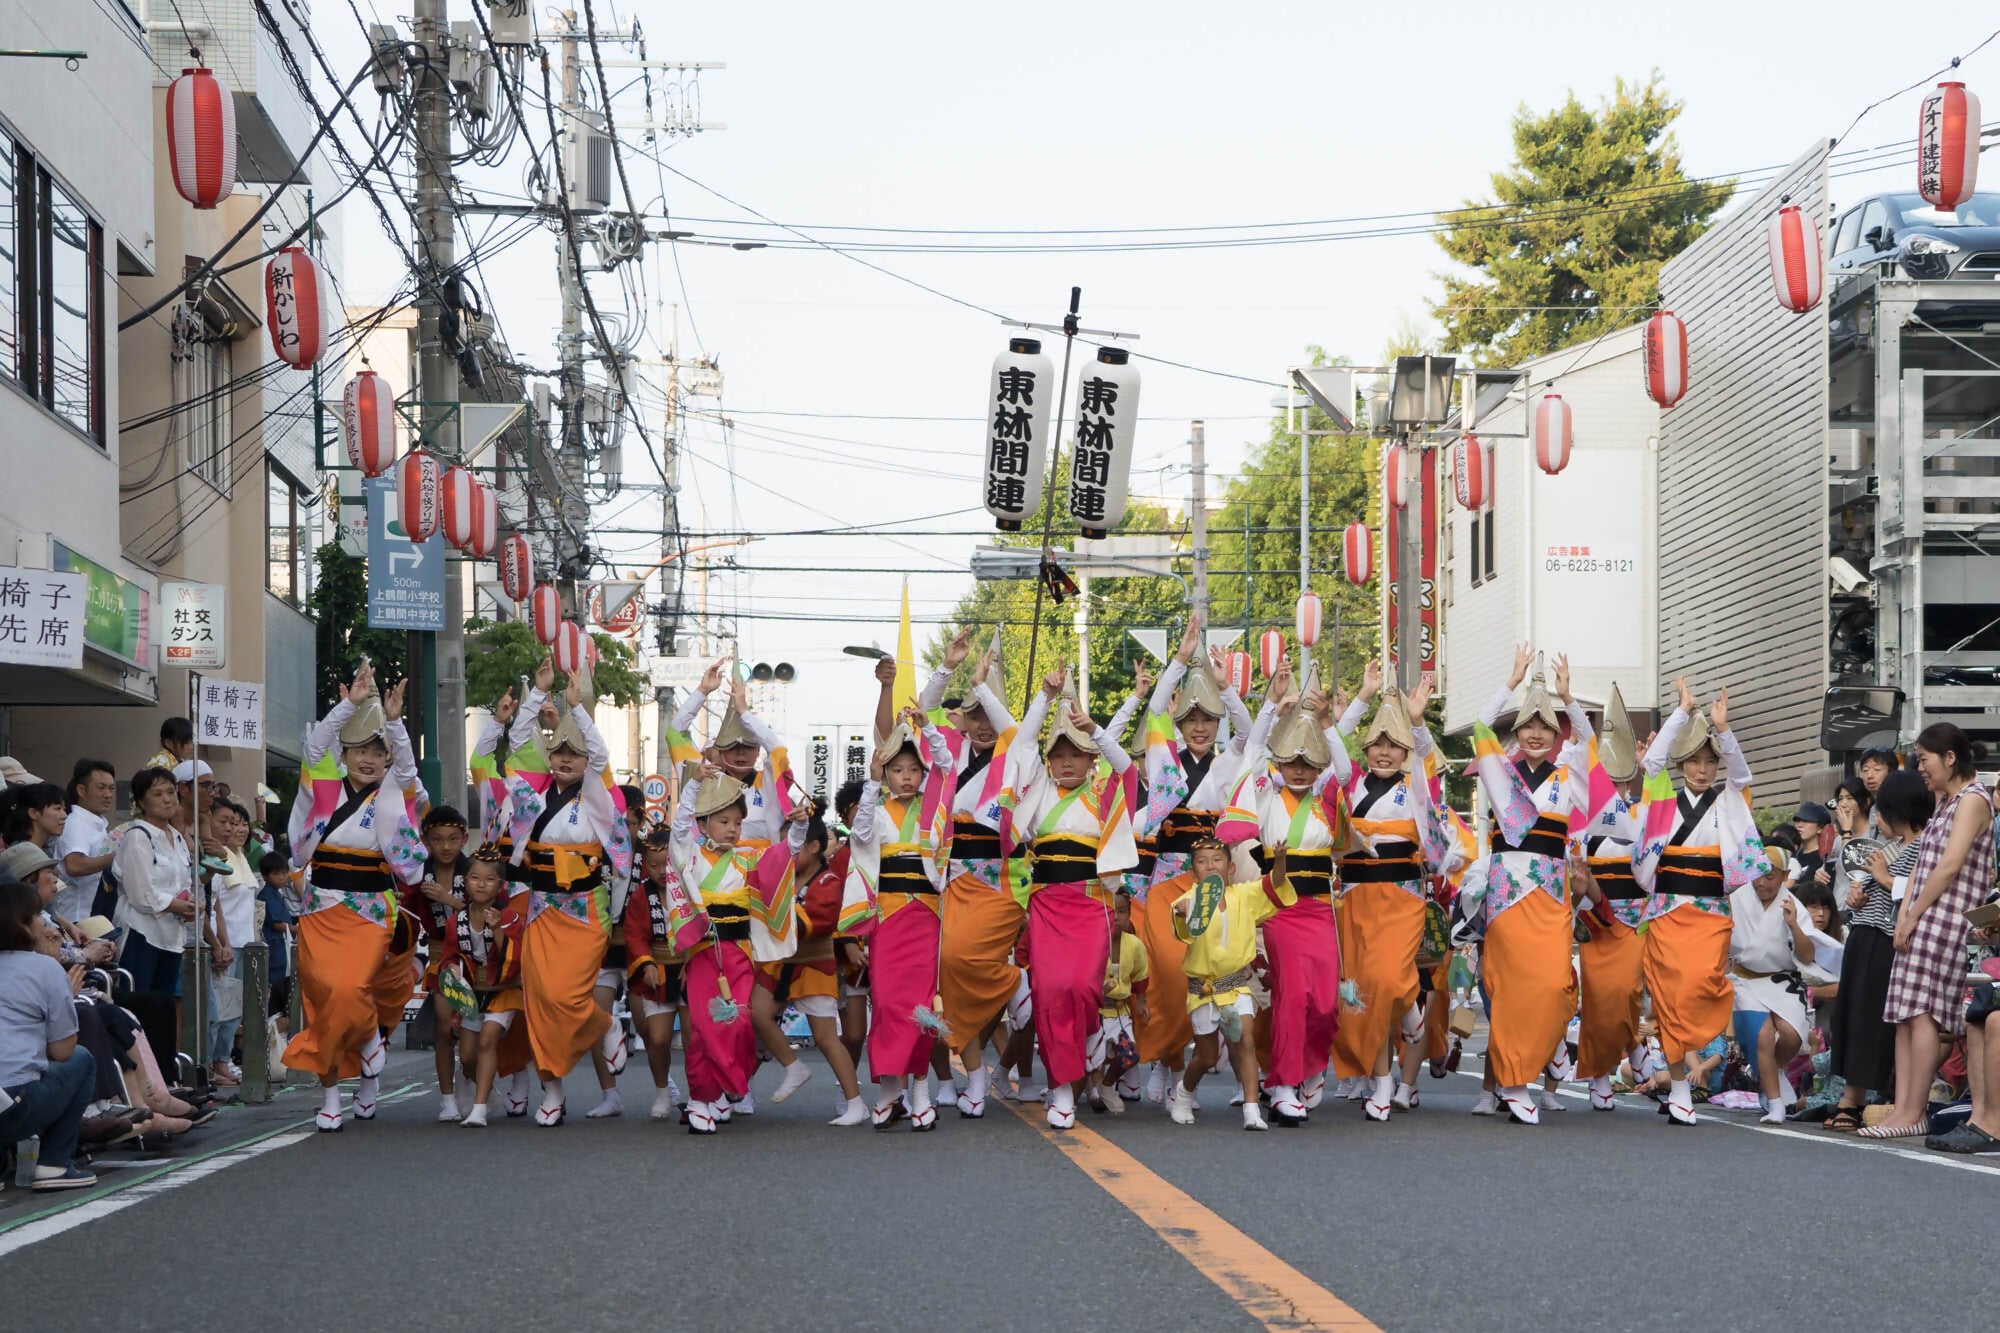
53,760 -> 118,924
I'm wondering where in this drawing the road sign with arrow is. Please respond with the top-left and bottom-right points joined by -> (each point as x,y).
365,475 -> 446,631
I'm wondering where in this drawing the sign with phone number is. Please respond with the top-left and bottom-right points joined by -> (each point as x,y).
1541,543 -> 1639,577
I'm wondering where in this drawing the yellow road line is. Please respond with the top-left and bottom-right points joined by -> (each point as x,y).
1002,1101 -> 1380,1331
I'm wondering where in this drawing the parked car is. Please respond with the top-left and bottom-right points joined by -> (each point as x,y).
1828,191 -> 2000,281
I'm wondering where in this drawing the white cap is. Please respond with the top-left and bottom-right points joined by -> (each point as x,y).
172,759 -> 215,783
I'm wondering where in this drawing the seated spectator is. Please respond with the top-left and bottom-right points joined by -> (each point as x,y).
53,759 -> 118,924
1730,846 -> 1842,1123
0,844 -> 114,973
1928,899 -> 2000,1154
0,881 -> 97,1190
1686,1034 -> 1727,1101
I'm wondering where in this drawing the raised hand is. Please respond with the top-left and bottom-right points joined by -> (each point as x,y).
1042,666 -> 1067,699
873,656 -> 896,688
1552,653 -> 1572,705
868,744 -> 887,782
1067,701 -> 1097,734
1508,643 -> 1533,690
1407,671 -> 1435,720
564,672 -> 582,710
534,652 -> 555,694
1133,663 -> 1155,700
943,625 -> 974,671
1712,687 -> 1730,732
383,677 -> 408,722
1175,614 -> 1203,665
972,647 -> 996,688
351,659 -> 376,702
1676,675 -> 1696,716
700,658 -> 727,695
1270,656 -> 1294,702
1302,688 -> 1330,727
1360,658 -> 1383,702
1209,644 -> 1228,675
493,687 -> 517,726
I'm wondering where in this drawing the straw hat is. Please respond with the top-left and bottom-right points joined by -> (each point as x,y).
1598,683 -> 1639,784
1357,688 -> 1416,769
692,771 -> 748,818
339,697 -> 388,748
1043,673 -> 1100,758
1267,660 -> 1332,768
1171,657 -> 1227,722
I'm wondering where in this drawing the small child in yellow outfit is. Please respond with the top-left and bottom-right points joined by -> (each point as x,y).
1088,892 -> 1150,1114
1171,838 -> 1292,1130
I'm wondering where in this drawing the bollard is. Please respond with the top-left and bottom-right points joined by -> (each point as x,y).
239,941 -> 271,1104
178,942 -> 211,1088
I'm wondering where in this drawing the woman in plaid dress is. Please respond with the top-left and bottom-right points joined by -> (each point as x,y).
1864,723 -> 1998,1139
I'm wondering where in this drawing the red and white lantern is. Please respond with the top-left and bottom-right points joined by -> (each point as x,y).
554,621 -> 589,677
166,67 -> 236,209
1918,81 -> 1982,211
265,246 -> 331,368
464,484 -> 498,560
1452,436 -> 1488,510
1385,442 -> 1410,510
1533,393 -> 1572,477
1224,650 -> 1253,698
341,369 -> 396,476
585,631 -> 601,671
440,466 -> 479,551
1643,311 -> 1688,409
1259,629 -> 1286,681
396,450 -> 441,543
1765,205 -> 1823,314
1294,590 -> 1323,648
530,583 -> 562,647
498,533 -> 533,604
1343,522 -> 1373,587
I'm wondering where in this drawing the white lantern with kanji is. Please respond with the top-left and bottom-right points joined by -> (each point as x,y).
1766,205 -> 1823,314
982,337 -> 1055,532
1385,442 -> 1410,510
166,67 -> 236,209
1919,82 -> 1982,210
498,534 -> 532,604
440,466 -> 480,552
1065,347 -> 1140,539
265,246 -> 332,368
1533,393 -> 1573,476
1259,629 -> 1286,680
1224,651 -> 1253,697
464,484 -> 498,560
397,450 -> 441,542
341,369 -> 396,476
1453,436 -> 1488,510
531,583 -> 562,646
1643,311 -> 1688,409
1294,590 -> 1323,648
1343,521 -> 1373,587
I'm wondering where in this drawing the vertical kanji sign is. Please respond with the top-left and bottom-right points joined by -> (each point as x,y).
1066,346 -> 1139,539
1383,448 -> 1439,676
161,581 -> 227,669
982,337 -> 1055,532
196,679 -> 264,750
0,570 -> 85,669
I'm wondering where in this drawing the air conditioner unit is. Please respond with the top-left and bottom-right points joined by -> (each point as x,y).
564,111 -> 614,215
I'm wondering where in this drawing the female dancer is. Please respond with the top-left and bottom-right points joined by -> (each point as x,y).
1467,648 -> 1598,1125
1001,669 -> 1138,1129
284,662 -> 426,1133
1633,677 -> 1767,1127
1570,685 -> 1650,1111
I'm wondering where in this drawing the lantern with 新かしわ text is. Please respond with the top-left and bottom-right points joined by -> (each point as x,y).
265,246 -> 331,368
498,533 -> 532,604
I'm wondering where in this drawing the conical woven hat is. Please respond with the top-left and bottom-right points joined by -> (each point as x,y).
1043,672 -> 1100,758
1668,707 -> 1717,766
1599,683 -> 1638,783
1267,660 -> 1332,768
714,704 -> 756,751
339,698 -> 388,748
547,708 -> 589,757
1512,670 -> 1561,732
1172,657 -> 1227,722
1359,689 -> 1416,766
692,771 -> 748,818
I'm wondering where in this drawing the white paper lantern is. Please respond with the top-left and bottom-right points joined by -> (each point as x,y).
982,337 -> 1055,532
1066,346 -> 1140,539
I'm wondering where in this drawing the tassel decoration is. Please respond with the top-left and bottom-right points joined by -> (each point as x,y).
1338,978 -> 1365,1011
913,1005 -> 948,1034
709,995 -> 741,1024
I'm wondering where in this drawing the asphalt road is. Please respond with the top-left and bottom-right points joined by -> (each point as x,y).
7,1044 -> 1995,1332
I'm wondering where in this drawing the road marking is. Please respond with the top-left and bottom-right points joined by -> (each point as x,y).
1002,1100 -> 1380,1331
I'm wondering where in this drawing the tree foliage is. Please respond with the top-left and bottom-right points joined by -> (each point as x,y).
1432,76 -> 1729,364
307,542 -> 408,713
463,617 -> 647,712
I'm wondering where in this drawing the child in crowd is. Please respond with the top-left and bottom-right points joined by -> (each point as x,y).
411,806 -> 472,1121
622,830 -> 688,1120
1171,838 -> 1290,1130
1088,891 -> 1149,1115
257,853 -> 297,1039
438,849 -> 525,1127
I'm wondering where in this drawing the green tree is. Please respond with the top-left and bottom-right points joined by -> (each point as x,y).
462,616 -> 647,712
1432,75 -> 1729,364
306,542 -> 408,712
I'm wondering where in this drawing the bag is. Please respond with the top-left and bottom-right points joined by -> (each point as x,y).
1415,900 -> 1451,967
1104,1027 -> 1140,1083
1448,1002 -> 1478,1039
212,972 -> 243,1023
268,1015 -> 291,1074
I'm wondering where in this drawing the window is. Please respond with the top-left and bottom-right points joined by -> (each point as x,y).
1832,208 -> 1859,257
1858,198 -> 1892,249
0,129 -> 105,443
267,464 -> 309,606
1467,509 -> 1497,588
181,312 -> 231,489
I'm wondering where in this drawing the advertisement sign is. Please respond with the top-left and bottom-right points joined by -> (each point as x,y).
365,475 -> 446,631
0,569 -> 85,668
161,581 -> 227,668
53,544 -> 149,666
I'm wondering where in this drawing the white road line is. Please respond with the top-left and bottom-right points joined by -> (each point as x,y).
0,1132 -> 313,1259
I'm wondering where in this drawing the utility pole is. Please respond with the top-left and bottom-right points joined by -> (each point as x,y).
553,15 -> 591,604
414,0 -> 464,806
1395,432 -> 1422,689
1189,420 -> 1209,628
1297,403 -> 1311,592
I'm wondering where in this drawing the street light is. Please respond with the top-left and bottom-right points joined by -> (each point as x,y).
1386,355 -> 1458,428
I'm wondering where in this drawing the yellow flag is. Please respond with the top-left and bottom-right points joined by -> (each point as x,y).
894,577 -> 917,715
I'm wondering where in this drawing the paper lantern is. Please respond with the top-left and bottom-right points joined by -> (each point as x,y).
1919,81 -> 1982,210
464,484 -> 498,560
585,631 -> 601,670
166,67 -> 236,209
1765,205 -> 1823,314
1452,436 -> 1488,510
554,621 -> 588,677
1343,522 -> 1372,587
531,583 -> 562,647
440,466 -> 479,551
1066,347 -> 1140,539
1643,311 -> 1688,409
982,337 -> 1055,532
265,246 -> 331,368
1385,442 -> 1410,510
341,369 -> 396,476
498,534 -> 532,604
1259,629 -> 1286,680
1294,590 -> 1323,648
1533,394 -> 1572,477
396,450 -> 441,543
1224,650 -> 1253,698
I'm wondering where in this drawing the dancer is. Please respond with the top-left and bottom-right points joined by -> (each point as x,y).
762,813 -> 866,1123
1569,685 -> 1649,1111
1000,669 -> 1138,1129
437,848 -> 525,1128
1171,839 -> 1292,1129
1466,648 -> 1602,1125
1633,677 -> 1768,1127
408,806 -> 471,1121
672,660 -> 796,849
504,656 -> 633,1127
1219,656 -> 1352,1126
1328,664 -> 1450,1121
623,830 -> 693,1121
284,662 -> 427,1133
1088,891 -> 1149,1114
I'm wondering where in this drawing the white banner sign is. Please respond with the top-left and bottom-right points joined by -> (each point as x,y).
0,569 -> 85,668
161,581 -> 227,668
195,678 -> 265,750
649,654 -> 711,691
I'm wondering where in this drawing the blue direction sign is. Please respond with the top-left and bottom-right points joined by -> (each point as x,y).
366,475 -> 445,631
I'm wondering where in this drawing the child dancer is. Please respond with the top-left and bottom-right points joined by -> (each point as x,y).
438,848 -> 524,1127
409,806 -> 471,1121
1088,891 -> 1149,1114
623,829 -> 693,1120
1172,839 -> 1292,1129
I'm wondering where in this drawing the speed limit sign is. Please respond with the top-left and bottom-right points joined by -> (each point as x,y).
641,773 -> 670,804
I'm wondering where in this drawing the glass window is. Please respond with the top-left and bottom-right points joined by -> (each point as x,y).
1858,198 -> 1892,247
1469,510 -> 1485,585
45,176 -> 92,436
1481,508 -> 1496,584
267,465 -> 306,606
183,318 -> 230,489
0,131 -> 15,381
0,135 -> 104,443
1832,209 -> 1859,257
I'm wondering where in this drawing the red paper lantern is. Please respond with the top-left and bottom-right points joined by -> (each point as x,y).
1765,205 -> 1823,314
1224,650 -> 1253,698
1259,629 -> 1286,680
1533,393 -> 1572,477
265,246 -> 330,368
166,67 -> 236,209
1643,311 -> 1688,409
1294,590 -> 1323,648
341,369 -> 396,476
1452,436 -> 1488,510
464,484 -> 498,560
440,466 -> 479,551
554,621 -> 588,677
1343,522 -> 1372,587
1385,442 -> 1410,510
531,583 -> 562,647
585,631 -> 601,670
498,534 -> 533,604
396,450 -> 441,542
1918,81 -> 1982,210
